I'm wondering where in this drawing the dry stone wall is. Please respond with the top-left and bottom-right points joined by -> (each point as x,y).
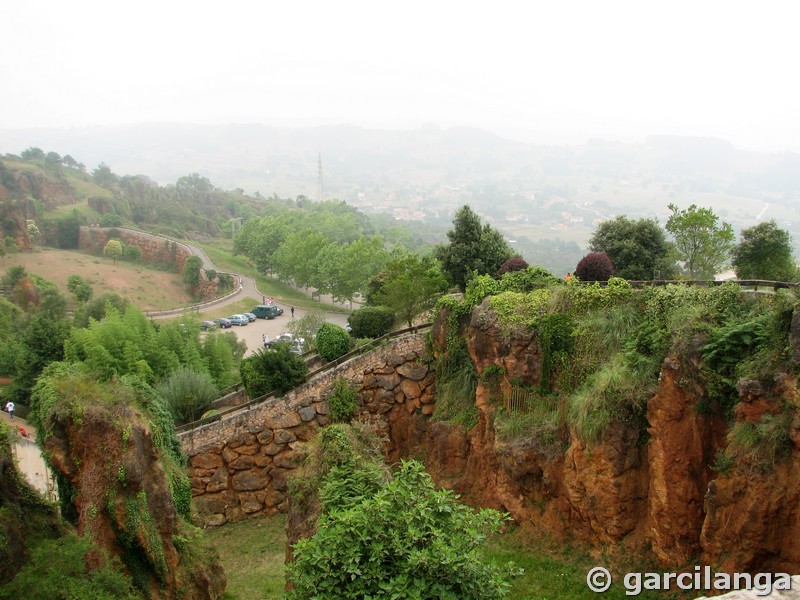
179,334 -> 434,526
79,226 -> 194,271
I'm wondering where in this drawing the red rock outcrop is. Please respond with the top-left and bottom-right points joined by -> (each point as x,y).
45,394 -> 226,599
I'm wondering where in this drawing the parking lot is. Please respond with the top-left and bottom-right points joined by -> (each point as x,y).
216,309 -> 349,357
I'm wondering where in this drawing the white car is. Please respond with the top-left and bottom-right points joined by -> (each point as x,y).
268,333 -> 306,355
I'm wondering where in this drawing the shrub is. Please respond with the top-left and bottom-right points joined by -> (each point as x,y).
347,306 -> 395,338
328,378 -> 359,423
287,459 -> 518,599
498,256 -> 529,275
574,252 -> 615,282
156,367 -> 219,424
0,533 -> 140,599
315,323 -> 351,362
433,340 -> 479,429
239,344 -> 308,399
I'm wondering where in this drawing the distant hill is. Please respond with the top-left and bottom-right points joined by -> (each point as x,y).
2,123 -> 800,258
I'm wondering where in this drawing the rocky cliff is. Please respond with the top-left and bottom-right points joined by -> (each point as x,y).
38,372 -> 226,599
382,298 -> 800,575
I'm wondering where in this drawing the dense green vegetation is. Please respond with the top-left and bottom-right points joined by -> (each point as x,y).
287,425 -> 518,599
438,271 -> 797,470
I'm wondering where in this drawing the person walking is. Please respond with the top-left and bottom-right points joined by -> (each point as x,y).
5,400 -> 15,421
290,306 -> 295,318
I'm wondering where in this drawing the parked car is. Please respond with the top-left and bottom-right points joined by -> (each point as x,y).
243,312 -> 257,322
268,332 -> 305,355
200,320 -> 217,331
228,314 -> 248,326
252,304 -> 284,319
215,317 -> 232,329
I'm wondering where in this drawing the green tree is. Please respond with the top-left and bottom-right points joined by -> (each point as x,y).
66,275 -> 93,302
103,239 -> 123,264
239,344 -> 307,399
20,147 -> 45,161
435,205 -> 513,291
287,458 -> 515,599
183,255 -> 204,290
347,306 -> 396,338
665,203 -> 735,279
314,236 -> 389,305
56,213 -> 82,249
732,220 -> 797,281
370,253 -> 448,327
589,216 -> 676,280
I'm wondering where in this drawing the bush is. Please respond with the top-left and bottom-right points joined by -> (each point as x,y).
156,367 -> 219,424
328,378 -> 358,423
316,323 -> 351,362
498,256 -> 529,275
239,344 -> 308,399
287,459 -> 517,599
0,531 -> 140,599
575,252 -> 615,282
347,306 -> 395,338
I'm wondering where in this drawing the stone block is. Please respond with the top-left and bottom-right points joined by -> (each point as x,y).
231,468 -> 271,491
206,467 -> 229,493
194,491 -> 236,515
273,450 -> 306,469
266,411 -> 302,429
235,443 -> 260,456
239,492 -> 264,514
274,429 -> 297,444
298,406 -> 317,422
399,378 -> 422,400
397,362 -> 428,381
229,455 -> 256,470
190,453 -> 224,470
263,443 -> 283,456
256,429 -> 274,445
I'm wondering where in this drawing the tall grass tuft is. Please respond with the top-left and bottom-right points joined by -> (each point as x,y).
568,354 -> 654,445
433,341 -> 479,429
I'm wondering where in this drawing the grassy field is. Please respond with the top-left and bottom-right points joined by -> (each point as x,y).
206,514 -> 288,600
1,249 -> 192,311
205,514 -> 688,600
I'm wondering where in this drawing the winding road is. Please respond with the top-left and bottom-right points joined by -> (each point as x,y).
179,241 -> 350,356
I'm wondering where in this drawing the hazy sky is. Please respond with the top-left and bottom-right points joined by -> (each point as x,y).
2,0 -> 798,151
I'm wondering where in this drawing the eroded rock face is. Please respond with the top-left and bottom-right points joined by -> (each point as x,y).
46,403 -> 226,599
646,352 -> 727,565
700,375 -> 800,574
394,301 -> 800,574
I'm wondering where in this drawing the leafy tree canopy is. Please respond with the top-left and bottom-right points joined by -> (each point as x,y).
665,203 -> 734,279
369,252 -> 448,327
589,215 -> 676,280
239,344 -> 307,399
287,431 -> 518,599
435,205 -> 513,291
732,220 -> 797,281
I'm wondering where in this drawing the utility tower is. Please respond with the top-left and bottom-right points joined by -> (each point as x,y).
317,152 -> 324,203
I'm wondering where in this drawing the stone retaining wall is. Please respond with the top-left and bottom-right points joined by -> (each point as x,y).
179,334 -> 433,526
79,226 -> 194,271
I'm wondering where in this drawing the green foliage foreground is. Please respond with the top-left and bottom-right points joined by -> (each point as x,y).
286,425 -> 519,599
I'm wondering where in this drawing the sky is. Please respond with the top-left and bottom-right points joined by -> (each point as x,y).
2,0 -> 799,152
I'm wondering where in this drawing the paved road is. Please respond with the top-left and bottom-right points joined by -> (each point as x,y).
181,242 -> 350,356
